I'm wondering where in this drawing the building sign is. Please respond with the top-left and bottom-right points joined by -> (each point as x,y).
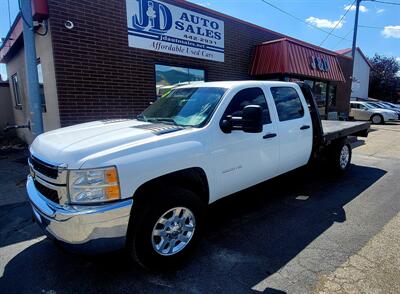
126,0 -> 225,62
310,56 -> 330,72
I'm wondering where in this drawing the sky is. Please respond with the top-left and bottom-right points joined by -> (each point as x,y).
1,0 -> 399,80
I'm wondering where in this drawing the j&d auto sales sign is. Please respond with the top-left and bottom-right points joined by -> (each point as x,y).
126,0 -> 225,62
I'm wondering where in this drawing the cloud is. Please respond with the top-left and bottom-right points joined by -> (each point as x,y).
344,4 -> 368,12
377,8 -> 385,14
305,16 -> 344,29
396,57 -> 400,62
381,26 -> 400,38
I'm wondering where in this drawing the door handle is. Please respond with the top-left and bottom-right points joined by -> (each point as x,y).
300,125 -> 310,130
263,132 -> 277,139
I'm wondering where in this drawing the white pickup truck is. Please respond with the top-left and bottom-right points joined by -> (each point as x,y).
27,81 -> 370,269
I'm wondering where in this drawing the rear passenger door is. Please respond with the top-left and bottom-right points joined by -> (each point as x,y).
269,86 -> 313,174
350,103 -> 364,120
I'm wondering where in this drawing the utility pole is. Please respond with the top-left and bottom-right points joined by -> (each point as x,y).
21,0 -> 44,137
351,0 -> 362,77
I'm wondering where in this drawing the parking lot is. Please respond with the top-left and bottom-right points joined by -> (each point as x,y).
1,122 -> 400,293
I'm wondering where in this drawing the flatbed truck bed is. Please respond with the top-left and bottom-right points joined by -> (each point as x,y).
321,120 -> 370,143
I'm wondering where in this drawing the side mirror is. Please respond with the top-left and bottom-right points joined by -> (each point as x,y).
220,105 -> 263,134
242,105 -> 263,133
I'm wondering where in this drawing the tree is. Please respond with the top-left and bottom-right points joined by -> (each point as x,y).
368,54 -> 400,102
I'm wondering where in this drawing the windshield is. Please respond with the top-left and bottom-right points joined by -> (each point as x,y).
138,87 -> 227,127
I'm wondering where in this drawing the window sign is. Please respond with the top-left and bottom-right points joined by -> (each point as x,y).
126,0 -> 224,62
155,64 -> 205,98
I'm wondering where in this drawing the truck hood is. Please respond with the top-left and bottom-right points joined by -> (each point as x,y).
30,119 -> 185,168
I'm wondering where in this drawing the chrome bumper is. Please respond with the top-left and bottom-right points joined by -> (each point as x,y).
27,176 -> 133,253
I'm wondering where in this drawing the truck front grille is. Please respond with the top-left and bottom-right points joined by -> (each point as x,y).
29,156 -> 58,179
33,179 -> 60,204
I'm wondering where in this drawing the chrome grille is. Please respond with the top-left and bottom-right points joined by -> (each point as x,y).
29,156 -> 58,179
29,154 -> 68,204
34,179 -> 60,204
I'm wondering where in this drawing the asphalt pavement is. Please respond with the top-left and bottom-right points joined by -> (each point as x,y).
0,123 -> 399,293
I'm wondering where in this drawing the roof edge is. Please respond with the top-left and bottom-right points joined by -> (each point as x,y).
259,38 -> 340,56
336,47 -> 372,68
0,13 -> 21,51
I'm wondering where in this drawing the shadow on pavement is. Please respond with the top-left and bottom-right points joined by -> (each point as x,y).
0,164 -> 386,293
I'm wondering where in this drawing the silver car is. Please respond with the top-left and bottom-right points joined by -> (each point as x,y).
350,101 -> 398,124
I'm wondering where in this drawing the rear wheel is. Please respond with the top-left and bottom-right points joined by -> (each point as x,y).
371,114 -> 384,124
127,186 -> 206,270
328,140 -> 352,173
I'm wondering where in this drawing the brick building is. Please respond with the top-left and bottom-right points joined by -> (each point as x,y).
0,0 -> 352,143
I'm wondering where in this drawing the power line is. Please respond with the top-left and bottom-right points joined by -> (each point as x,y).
366,0 -> 400,5
333,29 -> 354,50
319,0 -> 356,46
260,0 -> 351,42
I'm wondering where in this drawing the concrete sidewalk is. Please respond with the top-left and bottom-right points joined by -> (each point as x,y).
315,211 -> 400,294
315,122 -> 400,294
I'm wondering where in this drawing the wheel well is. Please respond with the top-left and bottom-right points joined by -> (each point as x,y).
133,167 -> 210,205
371,113 -> 383,120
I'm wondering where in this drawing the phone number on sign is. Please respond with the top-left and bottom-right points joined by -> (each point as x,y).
183,34 -> 218,45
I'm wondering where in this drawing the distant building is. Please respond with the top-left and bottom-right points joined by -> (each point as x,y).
336,48 -> 372,100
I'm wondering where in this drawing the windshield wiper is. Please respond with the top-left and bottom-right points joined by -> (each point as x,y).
136,114 -> 148,122
147,117 -> 179,126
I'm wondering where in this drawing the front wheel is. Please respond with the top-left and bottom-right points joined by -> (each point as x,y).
371,114 -> 384,125
127,187 -> 206,270
328,140 -> 352,173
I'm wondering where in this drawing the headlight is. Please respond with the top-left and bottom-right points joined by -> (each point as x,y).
68,167 -> 120,204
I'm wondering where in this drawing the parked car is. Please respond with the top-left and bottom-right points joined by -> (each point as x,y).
384,102 -> 400,109
379,101 -> 400,113
367,102 -> 400,120
27,81 -> 370,269
350,101 -> 398,124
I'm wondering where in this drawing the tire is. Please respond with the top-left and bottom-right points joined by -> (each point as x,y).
328,140 -> 352,174
127,186 -> 206,270
371,114 -> 384,125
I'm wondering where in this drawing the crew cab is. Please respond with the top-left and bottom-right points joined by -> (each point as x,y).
27,81 -> 370,269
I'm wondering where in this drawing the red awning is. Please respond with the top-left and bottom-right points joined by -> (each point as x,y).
250,38 -> 346,82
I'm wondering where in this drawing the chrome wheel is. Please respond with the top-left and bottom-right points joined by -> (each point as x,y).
151,207 -> 196,256
339,145 -> 350,169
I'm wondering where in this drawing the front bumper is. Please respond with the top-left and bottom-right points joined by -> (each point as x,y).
27,176 -> 133,253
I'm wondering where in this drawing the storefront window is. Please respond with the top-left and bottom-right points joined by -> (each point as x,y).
304,80 -> 314,90
328,84 -> 337,107
314,82 -> 327,106
314,81 -> 327,114
155,65 -> 205,98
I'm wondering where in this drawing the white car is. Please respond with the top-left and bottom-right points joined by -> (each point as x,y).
350,101 -> 397,124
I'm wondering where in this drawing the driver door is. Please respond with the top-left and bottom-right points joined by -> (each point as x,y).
211,87 -> 280,200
